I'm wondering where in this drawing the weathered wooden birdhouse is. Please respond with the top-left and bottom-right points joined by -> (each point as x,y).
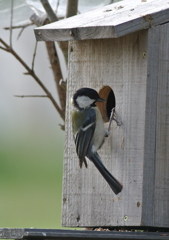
35,0 -> 169,229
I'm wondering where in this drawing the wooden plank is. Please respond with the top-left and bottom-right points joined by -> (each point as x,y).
153,22 -> 169,227
34,0 -> 169,41
141,26 -> 160,226
0,228 -> 169,240
62,30 -> 149,227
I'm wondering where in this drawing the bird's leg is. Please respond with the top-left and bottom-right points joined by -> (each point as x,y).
106,108 -> 122,137
106,108 -> 114,136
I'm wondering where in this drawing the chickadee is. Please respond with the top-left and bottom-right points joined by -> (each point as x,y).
71,87 -> 122,195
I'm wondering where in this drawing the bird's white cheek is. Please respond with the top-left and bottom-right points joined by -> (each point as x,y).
76,96 -> 95,109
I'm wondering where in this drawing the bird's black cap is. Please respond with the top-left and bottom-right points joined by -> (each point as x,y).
73,88 -> 104,103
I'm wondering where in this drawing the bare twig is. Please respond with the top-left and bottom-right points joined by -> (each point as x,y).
17,28 -> 24,39
40,0 -> 58,22
4,21 -> 34,40
56,0 -> 60,14
0,38 -> 64,120
10,0 -> 14,48
0,46 -> 9,51
14,95 -> 48,98
17,27 -> 26,40
32,41 -> 38,71
4,21 -> 33,30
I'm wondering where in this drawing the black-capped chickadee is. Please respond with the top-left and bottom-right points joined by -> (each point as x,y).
71,87 -> 122,195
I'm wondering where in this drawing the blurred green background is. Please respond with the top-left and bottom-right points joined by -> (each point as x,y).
0,0 -> 65,229
0,127 -> 64,228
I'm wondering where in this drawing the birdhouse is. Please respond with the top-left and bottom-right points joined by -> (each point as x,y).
34,0 -> 169,229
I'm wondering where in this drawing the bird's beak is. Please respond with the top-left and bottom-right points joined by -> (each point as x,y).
97,97 -> 105,102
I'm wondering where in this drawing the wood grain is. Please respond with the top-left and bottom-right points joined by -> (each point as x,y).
62,30 -> 149,227
34,0 -> 169,41
141,26 -> 160,226
153,23 -> 169,227
63,22 -> 169,227
0,228 -> 169,240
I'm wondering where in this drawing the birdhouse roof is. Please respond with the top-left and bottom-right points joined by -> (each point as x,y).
34,0 -> 169,41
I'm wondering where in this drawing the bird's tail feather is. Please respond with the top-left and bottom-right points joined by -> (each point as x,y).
87,153 -> 123,195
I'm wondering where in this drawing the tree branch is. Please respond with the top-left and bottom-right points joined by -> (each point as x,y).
4,21 -> 34,39
66,0 -> 78,18
32,41 -> 38,71
40,0 -> 58,22
59,0 -> 78,66
0,46 -> 10,52
1,0 -> 80,125
4,21 -> 33,30
43,29 -> 66,118
0,38 -> 64,120
14,95 -> 48,98
31,15 -> 66,120
38,0 -> 79,117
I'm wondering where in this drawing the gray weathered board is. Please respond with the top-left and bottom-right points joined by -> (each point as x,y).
62,23 -> 169,227
1,228 -> 169,240
34,0 -> 169,41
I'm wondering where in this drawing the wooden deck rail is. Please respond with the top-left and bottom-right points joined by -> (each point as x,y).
0,228 -> 169,240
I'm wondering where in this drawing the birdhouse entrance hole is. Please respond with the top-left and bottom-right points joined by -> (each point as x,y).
97,86 -> 116,122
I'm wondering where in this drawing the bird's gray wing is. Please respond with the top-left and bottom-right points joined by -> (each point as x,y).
75,108 -> 96,168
